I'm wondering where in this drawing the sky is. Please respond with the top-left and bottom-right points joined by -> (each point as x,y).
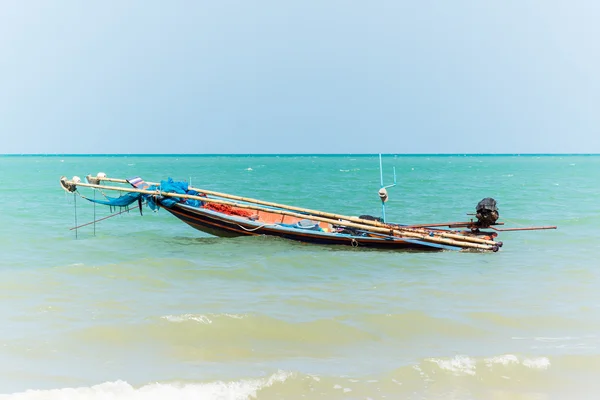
1,0 -> 599,154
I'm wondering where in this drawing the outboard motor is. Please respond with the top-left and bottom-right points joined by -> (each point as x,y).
476,198 -> 499,227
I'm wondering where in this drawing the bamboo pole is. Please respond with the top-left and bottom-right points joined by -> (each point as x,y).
61,178 -> 496,251
402,221 -> 503,228
90,176 -> 498,247
388,225 -> 501,246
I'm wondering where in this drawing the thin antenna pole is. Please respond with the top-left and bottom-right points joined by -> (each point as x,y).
378,153 -> 397,223
379,154 -> 384,187
379,154 -> 386,223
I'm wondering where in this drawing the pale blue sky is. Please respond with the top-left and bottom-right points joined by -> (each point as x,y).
1,1 -> 598,154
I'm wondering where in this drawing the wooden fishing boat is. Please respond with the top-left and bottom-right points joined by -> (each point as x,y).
59,164 -> 556,252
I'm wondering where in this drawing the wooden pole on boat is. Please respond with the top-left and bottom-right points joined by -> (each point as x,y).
90,176 -> 499,247
61,178 -> 496,251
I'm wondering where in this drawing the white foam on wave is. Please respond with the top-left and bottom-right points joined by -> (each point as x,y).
161,313 -> 247,324
223,313 -> 246,319
522,357 -> 551,370
512,336 -> 582,342
161,314 -> 213,324
427,355 -> 477,376
513,336 -> 595,350
0,371 -> 291,400
427,354 -> 551,376
484,354 -> 519,366
534,336 -> 579,342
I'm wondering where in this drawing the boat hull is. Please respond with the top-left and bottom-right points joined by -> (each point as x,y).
164,203 -> 458,251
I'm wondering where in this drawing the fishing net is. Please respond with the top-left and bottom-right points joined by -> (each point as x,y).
204,203 -> 253,217
82,178 -> 203,211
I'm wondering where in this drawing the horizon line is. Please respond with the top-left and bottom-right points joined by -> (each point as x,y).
1,152 -> 599,157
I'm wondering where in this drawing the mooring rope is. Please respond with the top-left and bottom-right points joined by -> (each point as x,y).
502,218 -> 527,227
235,223 -> 278,232
69,204 -> 141,231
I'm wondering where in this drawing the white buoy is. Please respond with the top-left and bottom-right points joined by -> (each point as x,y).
73,176 -> 81,183
378,188 -> 388,202
97,172 -> 106,178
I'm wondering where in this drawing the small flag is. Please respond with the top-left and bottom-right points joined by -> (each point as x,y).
127,176 -> 147,188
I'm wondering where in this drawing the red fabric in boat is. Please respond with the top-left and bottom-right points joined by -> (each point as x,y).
204,203 -> 253,217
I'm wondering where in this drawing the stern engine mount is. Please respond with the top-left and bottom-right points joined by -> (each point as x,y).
475,197 -> 499,227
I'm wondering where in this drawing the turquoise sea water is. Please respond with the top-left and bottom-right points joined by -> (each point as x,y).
0,154 -> 599,399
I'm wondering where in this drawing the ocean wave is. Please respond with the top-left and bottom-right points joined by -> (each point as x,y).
77,313 -> 375,345
70,313 -> 377,361
0,371 -> 291,400
353,311 -> 487,339
1,355 -> 599,400
421,354 -> 550,377
467,312 -> 599,331
161,313 -> 247,324
512,335 -> 599,351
